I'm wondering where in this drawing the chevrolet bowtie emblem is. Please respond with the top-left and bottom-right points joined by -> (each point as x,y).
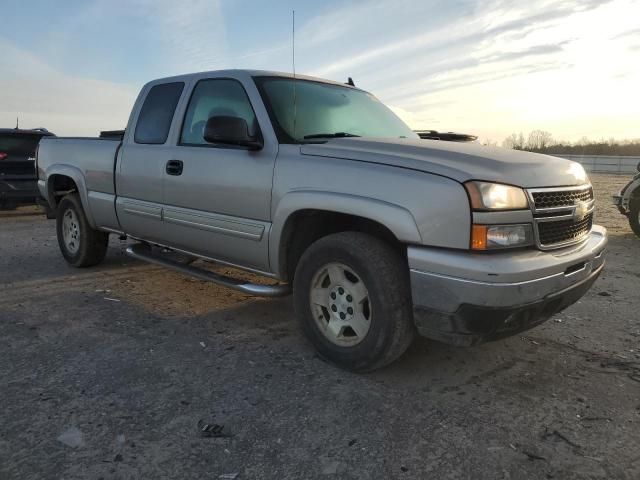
574,201 -> 589,221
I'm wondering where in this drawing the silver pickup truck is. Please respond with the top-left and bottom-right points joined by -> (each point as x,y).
37,70 -> 607,371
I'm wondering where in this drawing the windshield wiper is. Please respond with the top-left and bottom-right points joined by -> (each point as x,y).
303,132 -> 361,139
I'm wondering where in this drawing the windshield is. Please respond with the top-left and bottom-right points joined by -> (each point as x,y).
253,77 -> 418,143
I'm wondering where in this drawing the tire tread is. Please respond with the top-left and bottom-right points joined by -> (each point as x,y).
56,194 -> 109,267
293,231 -> 415,371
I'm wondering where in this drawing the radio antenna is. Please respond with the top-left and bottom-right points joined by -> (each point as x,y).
292,10 -> 297,139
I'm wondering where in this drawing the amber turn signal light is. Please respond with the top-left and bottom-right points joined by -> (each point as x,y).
471,225 -> 488,250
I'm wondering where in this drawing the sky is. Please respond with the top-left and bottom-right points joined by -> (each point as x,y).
1,0 -> 639,143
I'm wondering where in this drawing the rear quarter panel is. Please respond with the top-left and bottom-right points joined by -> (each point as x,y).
38,137 -> 120,229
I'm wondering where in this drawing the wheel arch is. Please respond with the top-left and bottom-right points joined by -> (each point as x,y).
45,166 -> 96,227
270,191 -> 421,281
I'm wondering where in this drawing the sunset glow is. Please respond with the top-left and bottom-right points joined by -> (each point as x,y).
1,0 -> 638,143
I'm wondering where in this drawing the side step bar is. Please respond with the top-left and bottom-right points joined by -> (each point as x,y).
125,244 -> 291,298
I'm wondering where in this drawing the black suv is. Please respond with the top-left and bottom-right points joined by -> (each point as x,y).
0,128 -> 55,210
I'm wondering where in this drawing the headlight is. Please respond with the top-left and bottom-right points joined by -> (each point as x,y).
471,224 -> 534,250
465,181 -> 529,210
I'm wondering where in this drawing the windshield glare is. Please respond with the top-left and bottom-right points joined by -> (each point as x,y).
254,77 -> 418,143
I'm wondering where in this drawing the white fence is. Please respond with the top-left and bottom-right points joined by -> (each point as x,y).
558,155 -> 640,174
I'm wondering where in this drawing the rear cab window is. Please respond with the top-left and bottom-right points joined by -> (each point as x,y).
134,82 -> 185,144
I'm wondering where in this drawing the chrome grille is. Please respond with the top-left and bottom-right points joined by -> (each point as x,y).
538,213 -> 593,246
531,186 -> 593,209
527,185 -> 595,250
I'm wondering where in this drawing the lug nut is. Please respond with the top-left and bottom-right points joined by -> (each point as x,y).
330,292 -> 336,300
331,304 -> 337,312
347,307 -> 353,315
346,295 -> 352,302
340,312 -> 346,320
338,287 -> 344,295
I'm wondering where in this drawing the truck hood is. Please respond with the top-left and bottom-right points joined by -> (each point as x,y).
300,138 -> 588,188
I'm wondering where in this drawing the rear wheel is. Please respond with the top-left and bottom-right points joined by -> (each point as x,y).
56,194 -> 109,267
629,199 -> 640,238
293,232 -> 415,372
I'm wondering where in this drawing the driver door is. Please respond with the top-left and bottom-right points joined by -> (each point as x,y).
160,77 -> 277,272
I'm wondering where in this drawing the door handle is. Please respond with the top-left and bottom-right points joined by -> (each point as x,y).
166,160 -> 183,176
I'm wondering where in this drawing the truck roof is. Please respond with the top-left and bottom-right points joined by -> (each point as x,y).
147,69 -> 362,91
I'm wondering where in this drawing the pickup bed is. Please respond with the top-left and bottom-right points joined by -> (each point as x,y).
38,69 -> 607,371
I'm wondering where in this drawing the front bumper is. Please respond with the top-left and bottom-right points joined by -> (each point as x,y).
408,225 -> 607,346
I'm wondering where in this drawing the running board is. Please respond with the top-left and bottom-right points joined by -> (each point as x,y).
125,244 -> 291,298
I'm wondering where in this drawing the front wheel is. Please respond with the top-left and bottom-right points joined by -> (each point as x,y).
629,199 -> 640,238
293,232 -> 415,372
56,194 -> 109,267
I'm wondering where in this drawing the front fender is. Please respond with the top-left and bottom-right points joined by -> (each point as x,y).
269,190 -> 422,277
45,164 -> 96,228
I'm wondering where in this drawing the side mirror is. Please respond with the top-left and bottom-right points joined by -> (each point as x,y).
203,116 -> 263,150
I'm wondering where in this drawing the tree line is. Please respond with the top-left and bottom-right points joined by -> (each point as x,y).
501,130 -> 640,156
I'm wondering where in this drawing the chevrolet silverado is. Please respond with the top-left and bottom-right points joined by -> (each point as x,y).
37,70 -> 607,371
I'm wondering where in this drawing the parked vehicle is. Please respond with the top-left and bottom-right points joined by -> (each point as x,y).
37,70 -> 607,371
612,161 -> 640,237
0,127 -> 55,210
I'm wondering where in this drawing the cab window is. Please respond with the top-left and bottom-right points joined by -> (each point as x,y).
134,82 -> 184,145
180,79 -> 258,146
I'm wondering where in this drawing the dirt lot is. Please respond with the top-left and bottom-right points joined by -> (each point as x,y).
0,174 -> 638,479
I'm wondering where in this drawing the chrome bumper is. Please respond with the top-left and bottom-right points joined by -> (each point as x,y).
408,225 -> 607,345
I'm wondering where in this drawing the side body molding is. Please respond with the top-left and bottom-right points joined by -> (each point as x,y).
269,190 -> 422,277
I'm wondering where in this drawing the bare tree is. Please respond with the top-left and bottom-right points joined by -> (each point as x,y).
527,130 -> 554,151
502,132 -> 526,150
502,133 -> 517,149
501,132 -> 640,155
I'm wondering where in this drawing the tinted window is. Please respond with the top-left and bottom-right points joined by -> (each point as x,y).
0,134 -> 42,157
180,79 -> 258,145
134,82 -> 184,144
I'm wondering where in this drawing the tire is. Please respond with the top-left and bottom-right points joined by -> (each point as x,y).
629,199 -> 640,238
56,193 -> 109,267
293,232 -> 415,372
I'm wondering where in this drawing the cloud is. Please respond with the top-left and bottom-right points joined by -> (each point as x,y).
611,27 -> 640,40
290,0 -> 640,142
306,0 -> 603,80
127,0 -> 228,73
0,37 -> 137,136
2,0 -> 637,143
32,0 -> 228,81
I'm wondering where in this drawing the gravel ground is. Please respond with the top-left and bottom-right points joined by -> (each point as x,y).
0,173 -> 638,480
